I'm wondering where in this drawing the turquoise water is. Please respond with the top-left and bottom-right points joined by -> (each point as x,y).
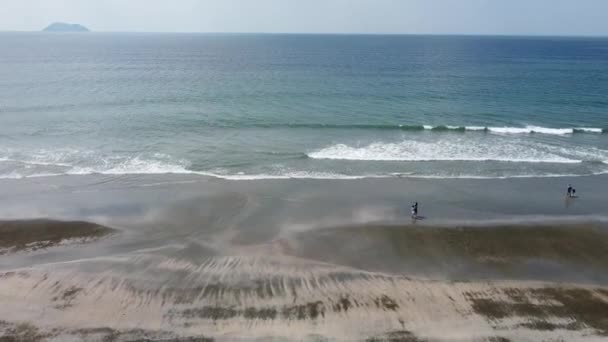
1,33 -> 607,179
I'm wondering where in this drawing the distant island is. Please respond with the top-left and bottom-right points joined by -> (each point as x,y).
43,22 -> 90,32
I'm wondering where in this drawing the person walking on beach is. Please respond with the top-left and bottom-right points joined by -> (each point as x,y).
567,184 -> 575,198
411,202 -> 419,219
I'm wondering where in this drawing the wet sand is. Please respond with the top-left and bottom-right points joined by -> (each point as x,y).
0,219 -> 114,255
1,174 -> 608,341
291,223 -> 608,281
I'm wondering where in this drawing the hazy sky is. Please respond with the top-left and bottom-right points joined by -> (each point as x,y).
3,0 -> 608,36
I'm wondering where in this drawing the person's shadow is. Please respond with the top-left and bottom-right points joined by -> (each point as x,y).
564,196 -> 578,208
411,215 -> 426,224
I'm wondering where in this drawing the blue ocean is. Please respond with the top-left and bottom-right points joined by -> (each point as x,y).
1,33 -> 607,179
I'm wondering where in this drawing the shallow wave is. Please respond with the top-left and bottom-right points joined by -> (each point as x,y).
197,171 -> 376,180
198,170 -> 608,180
308,140 -> 582,163
246,123 -> 606,135
66,157 -> 192,176
4,169 -> 607,181
2,171 -> 607,181
1,145 -> 607,180
0,157 -> 73,167
0,151 -> 372,180
0,149 -> 194,179
0,171 -> 65,179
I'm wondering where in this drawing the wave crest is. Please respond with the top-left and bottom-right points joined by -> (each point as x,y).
249,123 -> 606,135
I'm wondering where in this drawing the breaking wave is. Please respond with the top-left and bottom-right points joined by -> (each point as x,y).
196,170 -> 608,180
247,123 -> 606,135
0,149 -> 194,179
308,140 -> 594,163
1,142 -> 607,180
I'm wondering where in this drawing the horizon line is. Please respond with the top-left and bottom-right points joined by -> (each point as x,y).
1,29 -> 608,38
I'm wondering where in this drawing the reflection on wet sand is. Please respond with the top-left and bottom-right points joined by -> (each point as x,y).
1,175 -> 608,340
1,220 -> 608,340
0,219 -> 114,255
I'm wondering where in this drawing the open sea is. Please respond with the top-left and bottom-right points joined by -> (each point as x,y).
1,33 -> 607,180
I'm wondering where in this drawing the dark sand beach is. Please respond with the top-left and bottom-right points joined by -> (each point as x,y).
1,174 -> 608,341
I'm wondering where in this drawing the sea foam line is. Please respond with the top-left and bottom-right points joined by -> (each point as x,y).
3,169 -> 608,181
198,169 -> 608,180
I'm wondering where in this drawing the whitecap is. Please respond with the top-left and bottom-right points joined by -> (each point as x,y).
308,140 -> 580,163
575,127 -> 603,133
465,126 -> 487,131
487,126 -> 573,135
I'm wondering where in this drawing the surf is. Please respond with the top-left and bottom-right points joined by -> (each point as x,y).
242,123 -> 606,135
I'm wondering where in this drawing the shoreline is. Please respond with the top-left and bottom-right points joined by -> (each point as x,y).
2,166 -> 608,181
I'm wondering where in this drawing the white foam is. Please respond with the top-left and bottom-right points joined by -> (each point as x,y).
0,148 -> 195,179
3,168 -> 607,181
1,138 -> 606,181
465,126 -> 487,131
0,171 -> 25,179
527,126 -> 574,135
0,158 -> 73,167
308,140 -> 580,164
199,171 -> 374,180
422,125 -> 463,130
0,172 -> 64,180
577,127 -> 603,133
487,127 -> 535,134
418,125 -> 604,135
487,126 -> 573,135
415,125 -> 604,135
68,157 -> 192,176
389,170 -> 608,179
543,145 -> 608,164
197,169 -> 608,180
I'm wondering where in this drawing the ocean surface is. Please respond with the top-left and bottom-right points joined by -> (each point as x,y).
1,32 -> 607,180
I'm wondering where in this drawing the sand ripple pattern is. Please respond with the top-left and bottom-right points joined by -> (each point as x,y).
1,253 -> 608,341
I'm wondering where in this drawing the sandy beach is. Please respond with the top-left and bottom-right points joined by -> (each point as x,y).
1,174 -> 608,341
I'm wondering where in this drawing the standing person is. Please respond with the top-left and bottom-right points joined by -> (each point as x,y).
411,202 -> 419,219
567,184 -> 573,198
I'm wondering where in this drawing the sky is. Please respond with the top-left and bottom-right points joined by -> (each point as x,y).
2,0 -> 608,36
